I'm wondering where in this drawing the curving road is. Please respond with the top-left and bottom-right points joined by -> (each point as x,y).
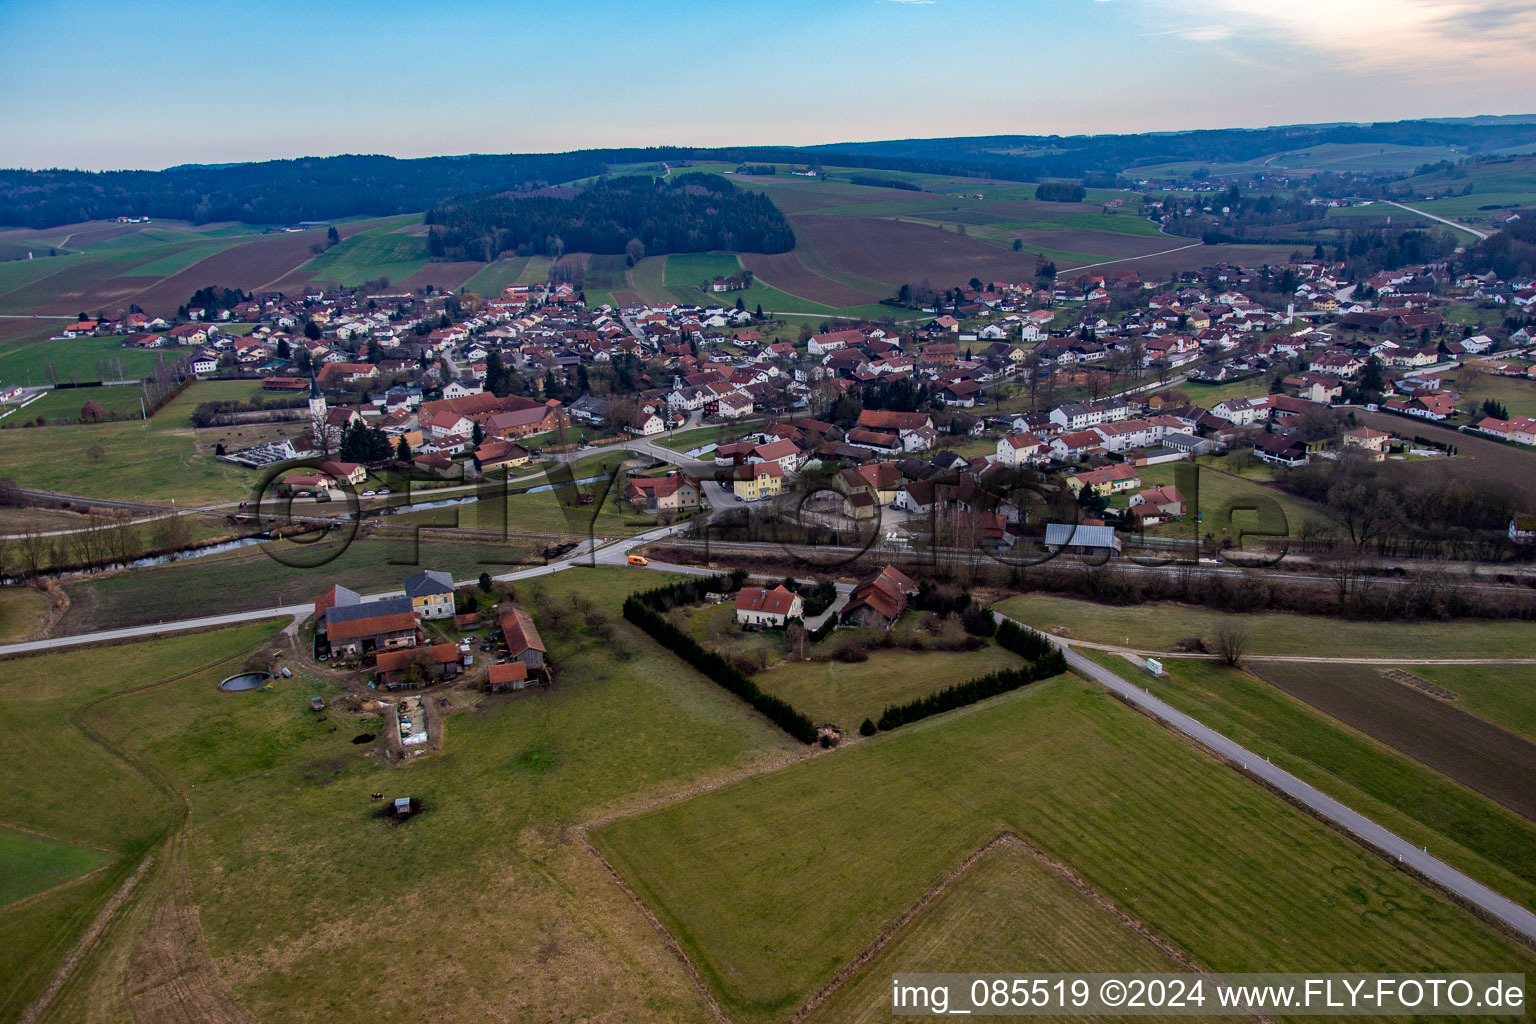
1036,620 -> 1536,944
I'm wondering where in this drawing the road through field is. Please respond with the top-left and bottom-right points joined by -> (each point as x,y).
1033,619 -> 1536,945
1381,201 -> 1488,241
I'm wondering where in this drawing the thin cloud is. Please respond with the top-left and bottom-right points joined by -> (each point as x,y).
1150,0 -> 1536,76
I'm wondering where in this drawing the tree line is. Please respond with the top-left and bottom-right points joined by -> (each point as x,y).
875,618 -> 1065,731
623,574 -> 820,743
426,173 -> 794,261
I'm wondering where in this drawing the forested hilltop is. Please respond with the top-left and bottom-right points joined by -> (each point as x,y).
0,152 -> 614,229
4,116 -> 1534,230
426,173 -> 794,261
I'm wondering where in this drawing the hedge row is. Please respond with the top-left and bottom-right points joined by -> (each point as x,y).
996,618 -> 1054,661
623,591 -> 819,744
876,617 -> 1066,732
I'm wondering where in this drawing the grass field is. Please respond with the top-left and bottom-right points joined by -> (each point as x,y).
9,383 -> 152,424
1094,653 -> 1536,914
582,253 -> 630,308
0,622 -> 284,1021
0,336 -> 168,386
0,378 -> 294,503
0,587 -> 55,643
0,825 -> 111,909
460,256 -> 532,296
653,422 -> 755,452
4,567 -> 800,1024
750,642 -> 1028,728
595,677 -> 1536,1024
55,535 -> 545,633
810,841 -> 1242,1024
1457,371 -> 1536,419
1130,461 -> 1332,543
298,216 -> 428,287
994,592 -> 1536,658
1159,375 -> 1269,406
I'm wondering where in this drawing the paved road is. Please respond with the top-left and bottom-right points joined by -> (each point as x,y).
1037,622 -> 1536,944
1381,201 -> 1488,241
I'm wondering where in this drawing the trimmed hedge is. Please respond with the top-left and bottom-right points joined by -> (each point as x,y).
996,618 -> 1054,661
624,574 -> 819,744
876,616 -> 1065,732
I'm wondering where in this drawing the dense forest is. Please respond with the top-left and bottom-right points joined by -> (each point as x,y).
425,173 -> 794,261
814,117 -> 1536,180
1462,218 -> 1536,279
4,118 -> 1534,230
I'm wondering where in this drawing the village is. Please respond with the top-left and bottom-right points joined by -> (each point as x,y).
15,234 -> 1532,562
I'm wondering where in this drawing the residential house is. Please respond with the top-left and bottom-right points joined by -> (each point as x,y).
734,585 -> 803,628
404,569 -> 456,620
1341,427 -> 1391,460
995,432 -> 1047,467
733,462 -> 784,501
625,471 -> 704,512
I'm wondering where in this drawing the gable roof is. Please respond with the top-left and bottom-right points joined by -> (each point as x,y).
733,585 -> 799,617
404,570 -> 455,599
499,606 -> 546,655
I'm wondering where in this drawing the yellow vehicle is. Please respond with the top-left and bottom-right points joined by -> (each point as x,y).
627,554 -> 648,566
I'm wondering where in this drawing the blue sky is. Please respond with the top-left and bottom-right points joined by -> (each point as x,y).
2,0 -> 1533,170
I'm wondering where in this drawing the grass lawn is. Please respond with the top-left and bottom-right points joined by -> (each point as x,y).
1159,376 -> 1269,407
1088,652 -> 1536,915
0,825 -> 111,909
0,337 -> 167,385
0,588 -> 51,643
8,567 -> 799,1024
654,422 -> 756,452
751,642 -> 1028,729
1457,372 -> 1536,419
1131,461 -> 1332,543
10,383 -> 152,424
0,415 -> 259,504
594,677 -> 1536,1024
1408,664 -> 1536,744
994,592 -> 1536,658
810,841 -> 1240,1024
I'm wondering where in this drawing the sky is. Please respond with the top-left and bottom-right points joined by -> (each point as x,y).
2,0 -> 1534,170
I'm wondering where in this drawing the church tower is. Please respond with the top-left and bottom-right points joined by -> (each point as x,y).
309,372 -> 328,450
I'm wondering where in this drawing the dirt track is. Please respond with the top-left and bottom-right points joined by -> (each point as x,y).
126,872 -> 256,1024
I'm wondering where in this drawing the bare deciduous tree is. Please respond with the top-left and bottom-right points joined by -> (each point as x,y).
1213,621 -> 1250,667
